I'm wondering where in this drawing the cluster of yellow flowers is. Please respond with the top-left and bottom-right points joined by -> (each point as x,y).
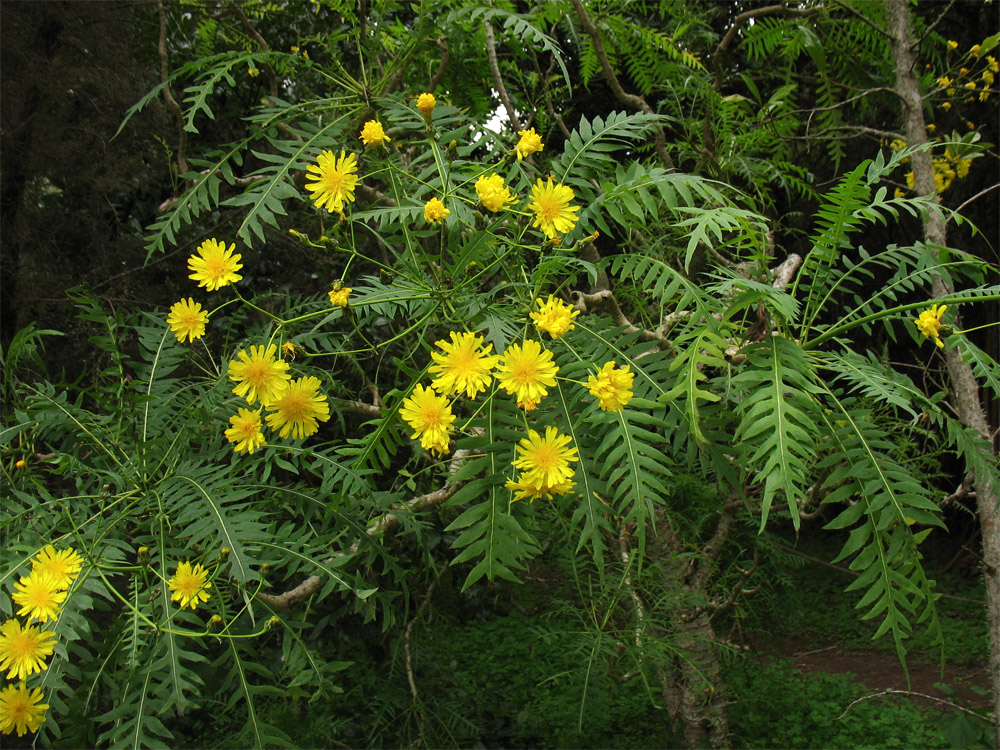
398,295 -> 634,502
0,546 -> 84,737
890,139 -> 973,196
303,105 -> 580,242
914,304 -> 949,348
164,235 -> 333,454
932,42 -> 997,112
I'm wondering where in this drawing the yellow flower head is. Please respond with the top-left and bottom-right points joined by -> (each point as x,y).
281,342 -> 297,361
417,92 -> 437,119
983,69 -> 995,86
0,682 -> 49,737
15,460 -> 27,471
0,619 -> 56,682
328,284 -> 352,307
168,561 -> 211,610
225,408 -> 266,454
360,120 -> 390,147
305,150 -> 358,214
926,123 -> 936,133
167,298 -> 209,343
515,128 -> 544,161
937,75 -> 953,88
495,339 -> 558,410
475,173 -> 517,213
228,344 -> 291,406
428,331 -> 500,399
979,89 -> 990,101
12,573 -> 66,624
530,295 -> 580,339
265,376 -> 331,440
506,426 -> 578,502
894,187 -> 905,198
988,55 -> 999,73
424,196 -> 450,224
942,101 -> 952,110
528,177 -> 580,241
31,546 -> 83,590
586,361 -> 635,411
915,304 -> 948,348
970,44 -> 981,57
960,67 -> 970,75
399,384 -> 455,456
188,239 -> 243,292
947,40 -> 958,50
964,81 -> 977,90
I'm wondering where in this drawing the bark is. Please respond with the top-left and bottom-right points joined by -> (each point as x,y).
885,1 -> 1000,744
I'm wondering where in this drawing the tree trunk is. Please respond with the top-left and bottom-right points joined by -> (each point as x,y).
885,1 -> 1000,744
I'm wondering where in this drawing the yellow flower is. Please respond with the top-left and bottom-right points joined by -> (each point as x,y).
428,331 -> 500,398
417,92 -> 436,119
475,173 -> 516,212
0,619 -> 56,682
905,171 -> 915,189
528,177 -> 580,240
942,101 -> 952,110
946,40 -> 958,50
530,295 -> 580,339
964,81 -> 976,90
937,76 -> 952,88
281,342 -> 297,361
515,128 -> 544,161
983,69 -> 995,86
495,339 -> 558,410
168,561 -> 211,610
894,188 -> 905,198
506,426 -> 578,502
225,408 -> 266,454
305,150 -> 358,214
360,120 -> 390,146
956,158 -> 971,178
586,362 -> 635,411
12,573 -> 65,624
979,90 -> 990,101
424,196 -> 450,224
228,344 -> 291,406
960,67 -> 970,75
248,66 -> 260,77
0,682 -> 49,737
188,239 -> 243,291
167,298 -> 209,343
926,123 -> 936,133
15,460 -> 27,471
31,546 -> 83,590
915,304 -> 948,348
328,284 -> 352,307
967,120 -> 976,130
265,376 -> 331,440
970,44 -> 981,57
399,384 -> 455,456
988,55 -> 999,72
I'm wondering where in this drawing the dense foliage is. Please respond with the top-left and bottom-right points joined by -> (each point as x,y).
1,1 -> 997,747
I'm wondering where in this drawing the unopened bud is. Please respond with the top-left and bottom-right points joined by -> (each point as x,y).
209,615 -> 224,631
446,140 -> 459,162
15,459 -> 27,471
266,615 -> 281,632
218,547 -> 231,561
137,546 -> 150,564
259,562 -> 271,579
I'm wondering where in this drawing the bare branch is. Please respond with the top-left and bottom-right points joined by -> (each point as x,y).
836,688 -> 984,722
484,18 -> 520,131
156,0 -> 189,178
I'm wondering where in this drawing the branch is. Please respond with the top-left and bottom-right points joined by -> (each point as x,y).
155,0 -> 189,178
568,0 -> 673,169
835,688 -> 986,722
714,2 -> 820,59
571,290 -> 671,349
427,37 -> 449,92
484,18 -> 520,131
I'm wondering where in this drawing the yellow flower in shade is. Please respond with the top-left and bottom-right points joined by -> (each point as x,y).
167,298 -> 209,343
265,376 -> 331,439
305,150 -> 358,214
970,44 -> 981,57
905,171 -> 916,189
495,339 -> 558,410
528,177 -> 580,240
328,284 -> 352,307
946,40 -> 958,50
979,90 -> 990,101
31,546 -> 83,590
530,295 -> 580,339
0,620 -> 56,681
475,174 -> 517,213
942,101 -> 952,111
960,67 -> 970,75
12,573 -> 65,624
168,561 -> 211,610
228,344 -> 291,406
915,304 -> 948,348
15,460 -> 27,471
360,120 -> 390,146
586,361 -> 635,411
417,92 -> 436,119
428,331 -> 500,398
398,384 -> 455,456
515,128 -> 544,161
424,196 -> 450,224
188,239 -> 243,291
0,683 -> 49,737
936,76 -> 952,88
964,81 -> 977,90
225,408 -> 266,454
894,188 -> 905,198
988,56 -> 999,73
926,123 -> 936,133
984,70 -> 995,86
956,157 -> 971,179
505,426 -> 578,502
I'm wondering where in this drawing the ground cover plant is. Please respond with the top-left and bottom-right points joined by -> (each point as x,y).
1,1 -> 997,747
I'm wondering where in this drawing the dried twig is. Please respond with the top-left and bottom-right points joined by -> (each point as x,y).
836,688 -> 986,722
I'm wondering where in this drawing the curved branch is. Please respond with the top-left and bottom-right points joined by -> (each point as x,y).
484,19 -> 521,131
155,0 -> 189,178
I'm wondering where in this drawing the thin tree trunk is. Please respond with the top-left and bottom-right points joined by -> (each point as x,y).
885,2 -> 1000,744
